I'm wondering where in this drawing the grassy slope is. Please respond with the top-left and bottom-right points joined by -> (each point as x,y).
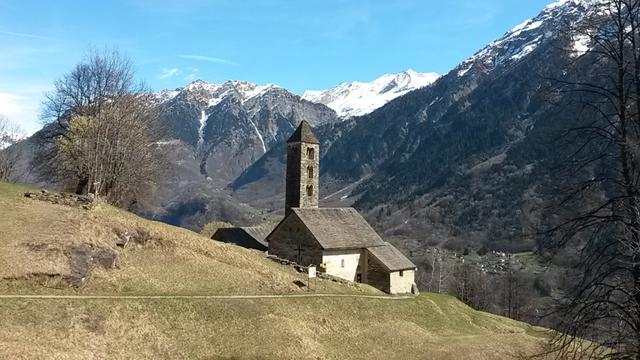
0,182 -> 550,359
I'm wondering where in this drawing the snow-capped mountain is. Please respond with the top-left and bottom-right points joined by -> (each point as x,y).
455,0 -> 596,78
302,70 -> 440,118
154,79 -> 338,182
156,79 -> 280,109
156,79 -> 284,149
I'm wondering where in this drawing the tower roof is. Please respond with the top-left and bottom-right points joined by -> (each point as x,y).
287,120 -> 319,144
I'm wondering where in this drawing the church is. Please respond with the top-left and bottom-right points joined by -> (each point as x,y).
266,121 -> 417,294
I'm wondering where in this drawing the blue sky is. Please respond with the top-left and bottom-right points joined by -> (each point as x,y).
0,0 -> 552,133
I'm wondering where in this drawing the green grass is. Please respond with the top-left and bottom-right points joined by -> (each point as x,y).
0,182 -> 553,359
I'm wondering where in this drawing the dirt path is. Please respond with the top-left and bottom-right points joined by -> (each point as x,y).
0,293 -> 416,300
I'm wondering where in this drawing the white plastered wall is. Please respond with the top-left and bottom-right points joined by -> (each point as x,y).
322,249 -> 362,282
389,269 -> 415,294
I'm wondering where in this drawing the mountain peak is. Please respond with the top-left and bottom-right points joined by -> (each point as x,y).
156,79 -> 286,108
302,70 -> 439,118
454,0 -> 597,78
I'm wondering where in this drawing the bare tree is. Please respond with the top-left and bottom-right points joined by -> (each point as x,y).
0,115 -> 26,181
56,95 -> 162,206
40,49 -> 163,207
544,0 -> 640,357
41,48 -> 137,131
423,249 -> 451,293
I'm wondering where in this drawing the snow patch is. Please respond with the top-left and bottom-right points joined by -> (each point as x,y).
457,65 -> 472,77
242,84 -> 279,103
155,89 -> 180,103
197,110 -> 207,148
154,139 -> 181,146
510,20 -> 543,37
247,117 -> 266,153
571,33 -> 591,57
511,37 -> 542,61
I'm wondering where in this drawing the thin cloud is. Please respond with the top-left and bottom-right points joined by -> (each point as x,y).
180,55 -> 239,65
0,90 -> 45,135
0,30 -> 57,41
159,68 -> 181,79
184,68 -> 199,82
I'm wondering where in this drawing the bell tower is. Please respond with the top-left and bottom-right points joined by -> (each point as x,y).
285,120 -> 319,215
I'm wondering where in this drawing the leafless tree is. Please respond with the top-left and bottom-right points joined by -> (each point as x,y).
56,95 -> 162,206
39,49 -> 163,207
544,0 -> 640,357
423,249 -> 451,293
41,48 -> 137,131
0,115 -> 26,181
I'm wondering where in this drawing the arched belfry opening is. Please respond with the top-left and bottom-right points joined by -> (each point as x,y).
285,121 -> 319,215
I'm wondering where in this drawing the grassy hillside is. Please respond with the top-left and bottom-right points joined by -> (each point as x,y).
0,182 -> 551,359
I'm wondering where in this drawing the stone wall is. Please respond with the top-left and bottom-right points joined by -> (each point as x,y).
285,142 -> 319,214
285,144 -> 301,214
365,252 -> 390,293
267,214 -> 323,267
389,269 -> 415,295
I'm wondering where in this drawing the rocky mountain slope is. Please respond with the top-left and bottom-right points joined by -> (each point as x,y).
302,69 -> 439,118
322,0 -> 599,252
155,79 -> 338,182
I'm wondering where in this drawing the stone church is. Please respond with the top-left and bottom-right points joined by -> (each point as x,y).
267,121 -> 417,294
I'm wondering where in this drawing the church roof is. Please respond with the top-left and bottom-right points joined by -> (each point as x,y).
212,226 -> 270,251
287,120 -> 320,144
367,243 -> 416,271
291,207 -> 385,249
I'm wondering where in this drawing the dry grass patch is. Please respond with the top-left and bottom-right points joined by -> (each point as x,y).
0,182 -> 555,358
0,182 -> 377,295
0,294 -> 551,360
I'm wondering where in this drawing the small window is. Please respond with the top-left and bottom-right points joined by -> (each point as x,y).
307,166 -> 314,179
306,185 -> 313,197
399,270 -> 404,277
341,259 -> 345,268
307,147 -> 315,159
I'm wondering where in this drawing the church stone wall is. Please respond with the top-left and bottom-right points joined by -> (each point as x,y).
298,143 -> 319,209
285,144 -> 301,214
285,142 -> 319,214
267,215 -> 323,267
365,253 -> 390,293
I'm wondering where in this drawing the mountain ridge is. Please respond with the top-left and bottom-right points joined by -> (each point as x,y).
302,69 -> 440,118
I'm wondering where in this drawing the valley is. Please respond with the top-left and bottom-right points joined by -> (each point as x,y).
5,0 -> 602,327
2,0 -> 638,356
